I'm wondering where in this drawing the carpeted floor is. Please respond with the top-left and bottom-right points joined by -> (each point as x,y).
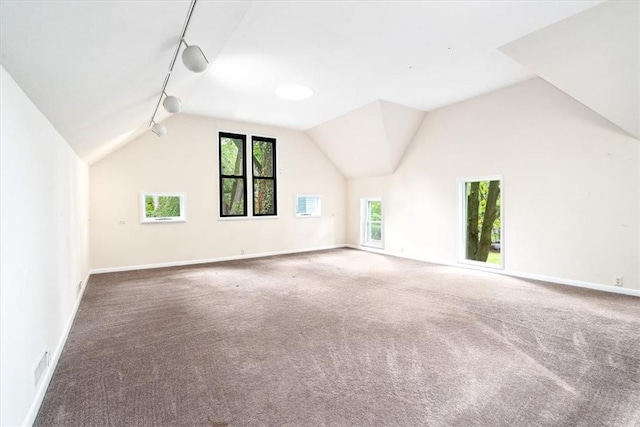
36,249 -> 640,426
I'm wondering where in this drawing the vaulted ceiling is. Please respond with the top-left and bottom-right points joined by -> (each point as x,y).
308,100 -> 425,179
3,0 -> 634,178
501,0 -> 639,139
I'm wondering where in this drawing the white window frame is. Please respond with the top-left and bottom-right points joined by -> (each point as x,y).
361,198 -> 383,249
458,175 -> 503,269
140,192 -> 186,224
296,195 -> 321,217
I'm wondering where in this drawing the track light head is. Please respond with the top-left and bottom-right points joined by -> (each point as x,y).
151,122 -> 167,137
182,44 -> 208,73
163,95 -> 182,113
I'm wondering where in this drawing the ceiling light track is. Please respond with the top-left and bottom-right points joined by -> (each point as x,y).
148,0 -> 209,137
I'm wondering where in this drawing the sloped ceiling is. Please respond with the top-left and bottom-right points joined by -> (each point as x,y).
307,101 -> 425,179
0,1 -> 251,163
500,0 -> 639,139
0,0 -> 605,166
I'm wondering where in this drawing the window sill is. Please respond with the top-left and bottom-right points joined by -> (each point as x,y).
218,215 -> 279,221
140,219 -> 186,224
362,241 -> 383,249
457,259 -> 504,270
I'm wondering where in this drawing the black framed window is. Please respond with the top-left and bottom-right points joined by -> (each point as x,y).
219,132 -> 247,217
252,136 -> 277,216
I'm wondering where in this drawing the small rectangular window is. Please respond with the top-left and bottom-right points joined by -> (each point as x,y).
140,193 -> 186,223
296,195 -> 321,217
219,132 -> 247,217
252,136 -> 277,216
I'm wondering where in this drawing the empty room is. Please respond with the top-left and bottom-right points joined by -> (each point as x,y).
1,0 -> 639,426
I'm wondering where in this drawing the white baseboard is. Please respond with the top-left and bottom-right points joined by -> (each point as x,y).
90,245 -> 348,274
347,244 -> 640,297
493,269 -> 640,297
22,271 -> 91,427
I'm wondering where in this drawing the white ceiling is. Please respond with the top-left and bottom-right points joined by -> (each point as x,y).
501,0 -> 639,139
308,100 -> 425,179
1,0 -> 606,164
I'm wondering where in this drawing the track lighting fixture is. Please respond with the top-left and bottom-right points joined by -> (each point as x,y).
151,121 -> 167,137
181,40 -> 209,73
147,0 -> 207,137
162,92 -> 182,114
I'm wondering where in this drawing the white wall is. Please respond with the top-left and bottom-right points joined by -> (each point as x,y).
0,66 -> 90,426
501,0 -> 639,138
90,113 -> 346,270
347,78 -> 639,289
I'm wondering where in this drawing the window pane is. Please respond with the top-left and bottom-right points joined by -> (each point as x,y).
297,197 -> 307,214
362,198 -> 383,248
222,178 -> 245,215
253,179 -> 275,215
141,193 -> 185,223
296,195 -> 321,216
368,201 -> 382,221
221,138 -> 244,176
145,195 -> 181,218
252,140 -> 274,177
464,179 -> 501,265
370,221 -> 382,241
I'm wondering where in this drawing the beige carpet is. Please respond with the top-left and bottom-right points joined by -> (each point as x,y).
36,249 -> 640,426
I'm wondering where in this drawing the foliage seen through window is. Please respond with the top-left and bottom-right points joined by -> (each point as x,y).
464,179 -> 501,265
219,134 -> 247,217
252,137 -> 276,216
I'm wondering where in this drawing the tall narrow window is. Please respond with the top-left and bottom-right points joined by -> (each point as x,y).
219,132 -> 247,217
252,136 -> 277,216
362,198 -> 383,248
460,177 -> 502,268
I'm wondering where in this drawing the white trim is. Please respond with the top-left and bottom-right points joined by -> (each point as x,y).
349,244 -> 387,255
217,128 -> 278,141
347,245 -> 640,297
23,271 -> 91,427
217,215 -> 279,221
458,258 -> 503,270
295,194 -> 322,218
140,192 -> 187,224
492,269 -> 640,297
360,197 -> 384,249
90,245 -> 346,274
